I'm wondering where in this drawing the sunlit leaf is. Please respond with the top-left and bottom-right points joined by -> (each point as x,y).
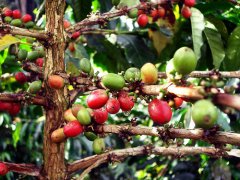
0,35 -> 21,51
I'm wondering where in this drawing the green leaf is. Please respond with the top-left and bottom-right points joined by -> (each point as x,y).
204,21 -> 225,69
223,26 -> 240,70
190,8 -> 205,61
12,122 -> 22,148
69,0 -> 92,22
0,35 -> 21,51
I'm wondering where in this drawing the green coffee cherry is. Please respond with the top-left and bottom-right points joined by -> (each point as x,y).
10,19 -> 22,27
84,132 -> 97,141
17,49 -> 28,61
92,138 -> 105,154
4,16 -> 12,23
27,51 -> 39,61
124,67 -> 141,82
27,80 -> 42,94
24,21 -> 35,28
35,46 -> 45,58
102,73 -> 125,90
77,107 -> 91,125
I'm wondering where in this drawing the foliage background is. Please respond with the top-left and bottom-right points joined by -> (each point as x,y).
0,0 -> 240,179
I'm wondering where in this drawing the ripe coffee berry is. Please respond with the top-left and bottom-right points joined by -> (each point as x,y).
137,14 -> 148,27
3,8 -> 12,17
93,108 -> 108,124
0,163 -> 8,176
63,120 -> 83,137
158,7 -> 165,18
0,101 -> 12,112
184,0 -> 196,7
22,14 -> 32,23
35,58 -> 44,67
8,103 -> 21,116
71,31 -> 81,39
87,89 -> 109,109
15,72 -> 27,84
64,20 -> 71,29
48,75 -> 65,89
181,6 -> 192,19
151,9 -> 158,21
118,91 -> 134,111
12,9 -> 21,19
148,99 -> 172,125
106,98 -> 120,114
174,97 -> 183,108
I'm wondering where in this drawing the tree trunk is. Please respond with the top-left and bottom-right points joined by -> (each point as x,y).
41,0 -> 67,179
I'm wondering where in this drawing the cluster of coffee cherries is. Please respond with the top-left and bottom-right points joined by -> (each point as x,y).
2,8 -> 35,28
181,0 -> 196,19
63,19 -> 81,40
0,101 -> 21,116
0,162 -> 8,176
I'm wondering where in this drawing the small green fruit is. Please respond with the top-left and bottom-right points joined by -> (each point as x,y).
173,47 -> 197,75
35,46 -> 45,58
27,80 -> 42,94
102,73 -> 125,90
124,67 -> 141,82
24,21 -> 35,28
10,19 -> 22,27
80,58 -> 91,74
84,132 -> 97,141
77,107 -> 91,125
192,100 -> 218,129
92,138 -> 105,154
128,8 -> 138,18
27,51 -> 39,61
17,49 -> 28,60
4,16 -> 12,23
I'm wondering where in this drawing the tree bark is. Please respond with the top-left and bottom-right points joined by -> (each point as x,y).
41,0 -> 67,179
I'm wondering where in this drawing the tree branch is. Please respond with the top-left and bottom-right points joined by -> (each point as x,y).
0,93 -> 47,106
68,145 -> 239,175
0,23 -> 49,40
1,162 -> 40,176
89,124 -> 240,146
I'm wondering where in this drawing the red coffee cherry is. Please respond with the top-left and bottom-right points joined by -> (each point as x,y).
0,101 -> 12,112
148,99 -> 172,125
151,9 -> 158,21
118,91 -> 134,111
15,72 -> 27,84
3,8 -> 12,17
35,58 -> 44,67
137,14 -> 148,27
174,97 -> 183,108
106,98 -> 120,114
0,163 -> 8,176
184,0 -> 196,7
48,75 -> 65,89
8,103 -> 21,116
12,9 -> 21,19
71,31 -> 81,39
63,20 -> 71,29
68,42 -> 75,52
181,6 -> 192,19
63,120 -> 83,137
93,108 -> 108,124
137,9 -> 145,16
87,89 -> 109,109
158,7 -> 165,18
22,14 -> 32,23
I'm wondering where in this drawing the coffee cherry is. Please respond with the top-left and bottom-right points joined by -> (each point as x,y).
63,120 -> 83,137
22,14 -> 32,23
3,8 -> 12,17
124,67 -> 141,82
17,49 -> 28,60
92,138 -> 105,154
35,58 -> 44,67
35,46 -> 45,58
12,9 -> 21,19
181,6 -> 192,19
27,80 -> 42,94
184,0 -> 195,7
4,16 -> 12,23
118,91 -> 134,111
148,99 -> 172,124
68,42 -> 75,52
84,132 -> 97,141
192,100 -> 218,129
27,51 -> 39,61
151,9 -> 158,21
24,21 -> 35,28
102,73 -> 125,91
64,109 -> 77,121
15,72 -> 27,84
63,20 -> 71,29
174,97 -> 183,108
0,163 -> 8,176
158,7 -> 165,18
0,101 -> 12,112
137,14 -> 148,27
48,75 -> 65,89
173,47 -> 197,75
106,98 -> 120,114
8,103 -> 21,116
71,104 -> 84,117
137,9 -> 145,16
51,128 -> 66,143
77,107 -> 91,125
87,89 -> 109,109
93,108 -> 108,124
141,63 -> 158,84
10,19 -> 22,27
71,31 -> 81,39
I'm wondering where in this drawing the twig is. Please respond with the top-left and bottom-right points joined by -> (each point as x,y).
68,145 -> 238,174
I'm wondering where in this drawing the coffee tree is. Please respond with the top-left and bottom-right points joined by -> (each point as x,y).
0,0 -> 240,179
